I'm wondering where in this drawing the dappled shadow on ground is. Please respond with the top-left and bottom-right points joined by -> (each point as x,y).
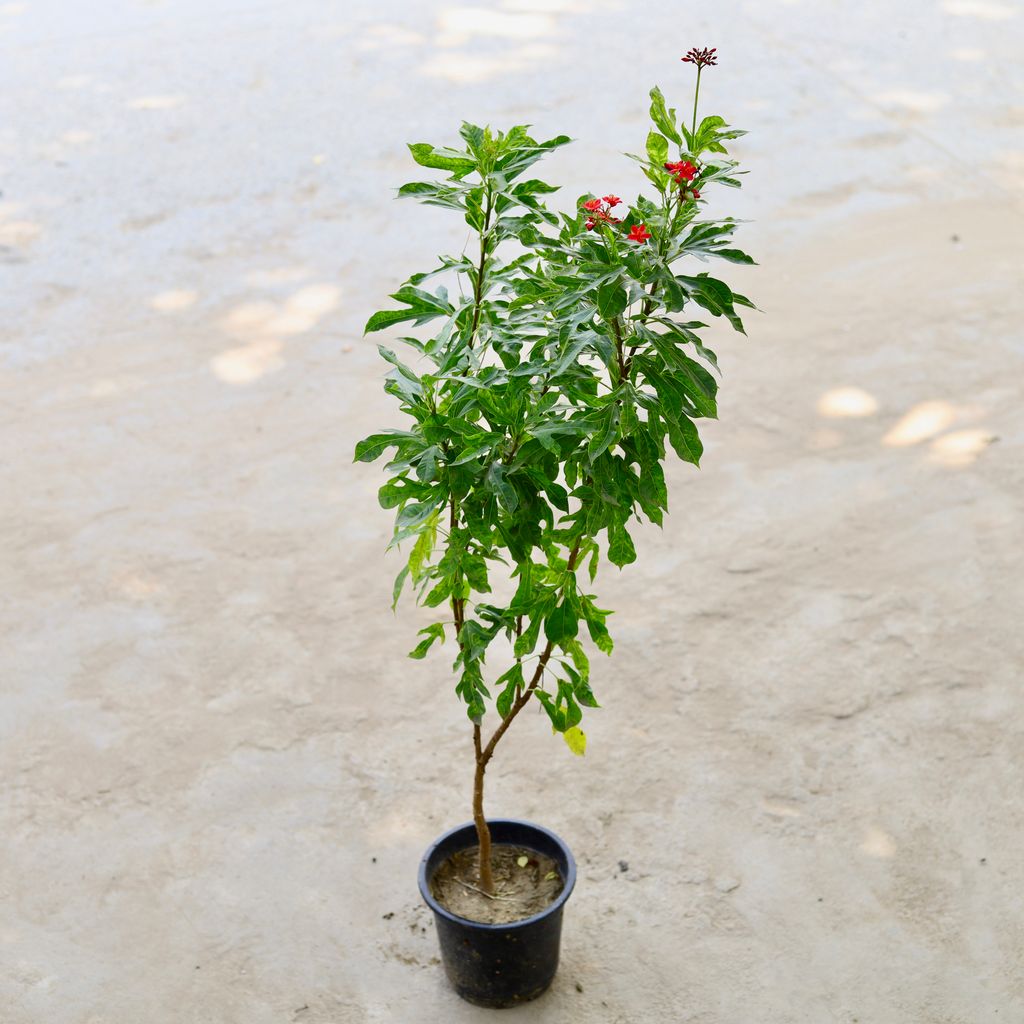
208,283 -> 341,385
814,389 -> 997,468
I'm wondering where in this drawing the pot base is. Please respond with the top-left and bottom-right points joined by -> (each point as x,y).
418,819 -> 577,1009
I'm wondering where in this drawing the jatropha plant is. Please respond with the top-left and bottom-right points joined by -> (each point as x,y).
356,49 -> 753,895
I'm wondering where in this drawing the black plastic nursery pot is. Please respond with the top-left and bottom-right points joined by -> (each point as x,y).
418,818 -> 577,1009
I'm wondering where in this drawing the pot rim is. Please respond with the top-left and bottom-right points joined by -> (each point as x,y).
418,817 -> 577,931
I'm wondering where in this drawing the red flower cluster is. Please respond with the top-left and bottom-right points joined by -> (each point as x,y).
682,47 -> 717,69
664,160 -> 697,184
582,194 -> 622,230
627,223 -> 651,244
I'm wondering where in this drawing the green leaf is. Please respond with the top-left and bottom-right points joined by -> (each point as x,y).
535,690 -> 565,731
646,342 -> 718,418
397,181 -> 465,212
677,274 -> 746,333
536,685 -> 581,733
409,622 -> 444,659
646,130 -> 669,168
544,600 -> 579,645
563,638 -> 590,680
649,87 -> 681,145
364,308 -> 423,334
587,408 -> 619,461
508,561 -> 534,614
459,121 -> 486,153
392,565 -> 409,611
448,441 -> 495,466
607,522 -> 637,567
378,477 -> 426,510
408,511 -> 438,580
462,553 -> 491,593
513,178 -> 560,196
710,247 -> 756,265
496,133 -> 572,182
563,726 -> 587,756
486,462 -> 519,512
398,181 -> 443,198
559,686 -> 583,729
673,360 -> 718,418
596,281 -> 628,321
354,430 -> 419,463
423,578 -> 451,608
377,345 -> 421,385
365,286 -> 453,334
407,142 -> 475,177
586,615 -> 613,654
514,605 -> 547,658
697,115 -> 727,135
415,445 -> 438,482
548,332 -> 592,378
495,664 -> 524,719
456,662 -> 487,723
395,500 -> 440,534
666,415 -> 703,465
574,676 -> 600,708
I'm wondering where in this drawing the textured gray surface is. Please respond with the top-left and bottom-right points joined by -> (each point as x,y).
2,1 -> 1023,1022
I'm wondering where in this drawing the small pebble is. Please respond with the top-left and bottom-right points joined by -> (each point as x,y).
618,860 -> 629,873
575,981 -> 584,993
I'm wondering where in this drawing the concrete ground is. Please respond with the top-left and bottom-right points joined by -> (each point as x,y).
2,1 -> 1023,1022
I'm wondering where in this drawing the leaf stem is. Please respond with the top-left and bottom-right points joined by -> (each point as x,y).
691,65 -> 702,143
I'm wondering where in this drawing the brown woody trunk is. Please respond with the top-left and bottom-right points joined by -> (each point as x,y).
472,727 -> 494,893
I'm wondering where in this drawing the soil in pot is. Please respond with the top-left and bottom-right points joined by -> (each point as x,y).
430,844 -> 564,925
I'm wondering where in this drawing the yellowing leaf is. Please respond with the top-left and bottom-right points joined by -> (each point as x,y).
563,726 -> 586,756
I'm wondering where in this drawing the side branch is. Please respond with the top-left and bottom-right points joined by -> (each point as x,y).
480,537 -> 584,765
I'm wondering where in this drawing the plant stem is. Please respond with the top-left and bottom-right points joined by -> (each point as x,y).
468,186 -> 494,349
462,185 -> 496,888
469,537 -> 584,894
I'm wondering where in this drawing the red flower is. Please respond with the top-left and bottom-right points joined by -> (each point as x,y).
602,194 -> 621,207
664,160 -> 697,183
691,188 -> 700,199
582,197 -> 603,212
585,217 -> 596,230
682,47 -> 718,69
627,223 -> 651,244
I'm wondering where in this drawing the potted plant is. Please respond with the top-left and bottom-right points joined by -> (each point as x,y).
356,47 -> 754,1008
